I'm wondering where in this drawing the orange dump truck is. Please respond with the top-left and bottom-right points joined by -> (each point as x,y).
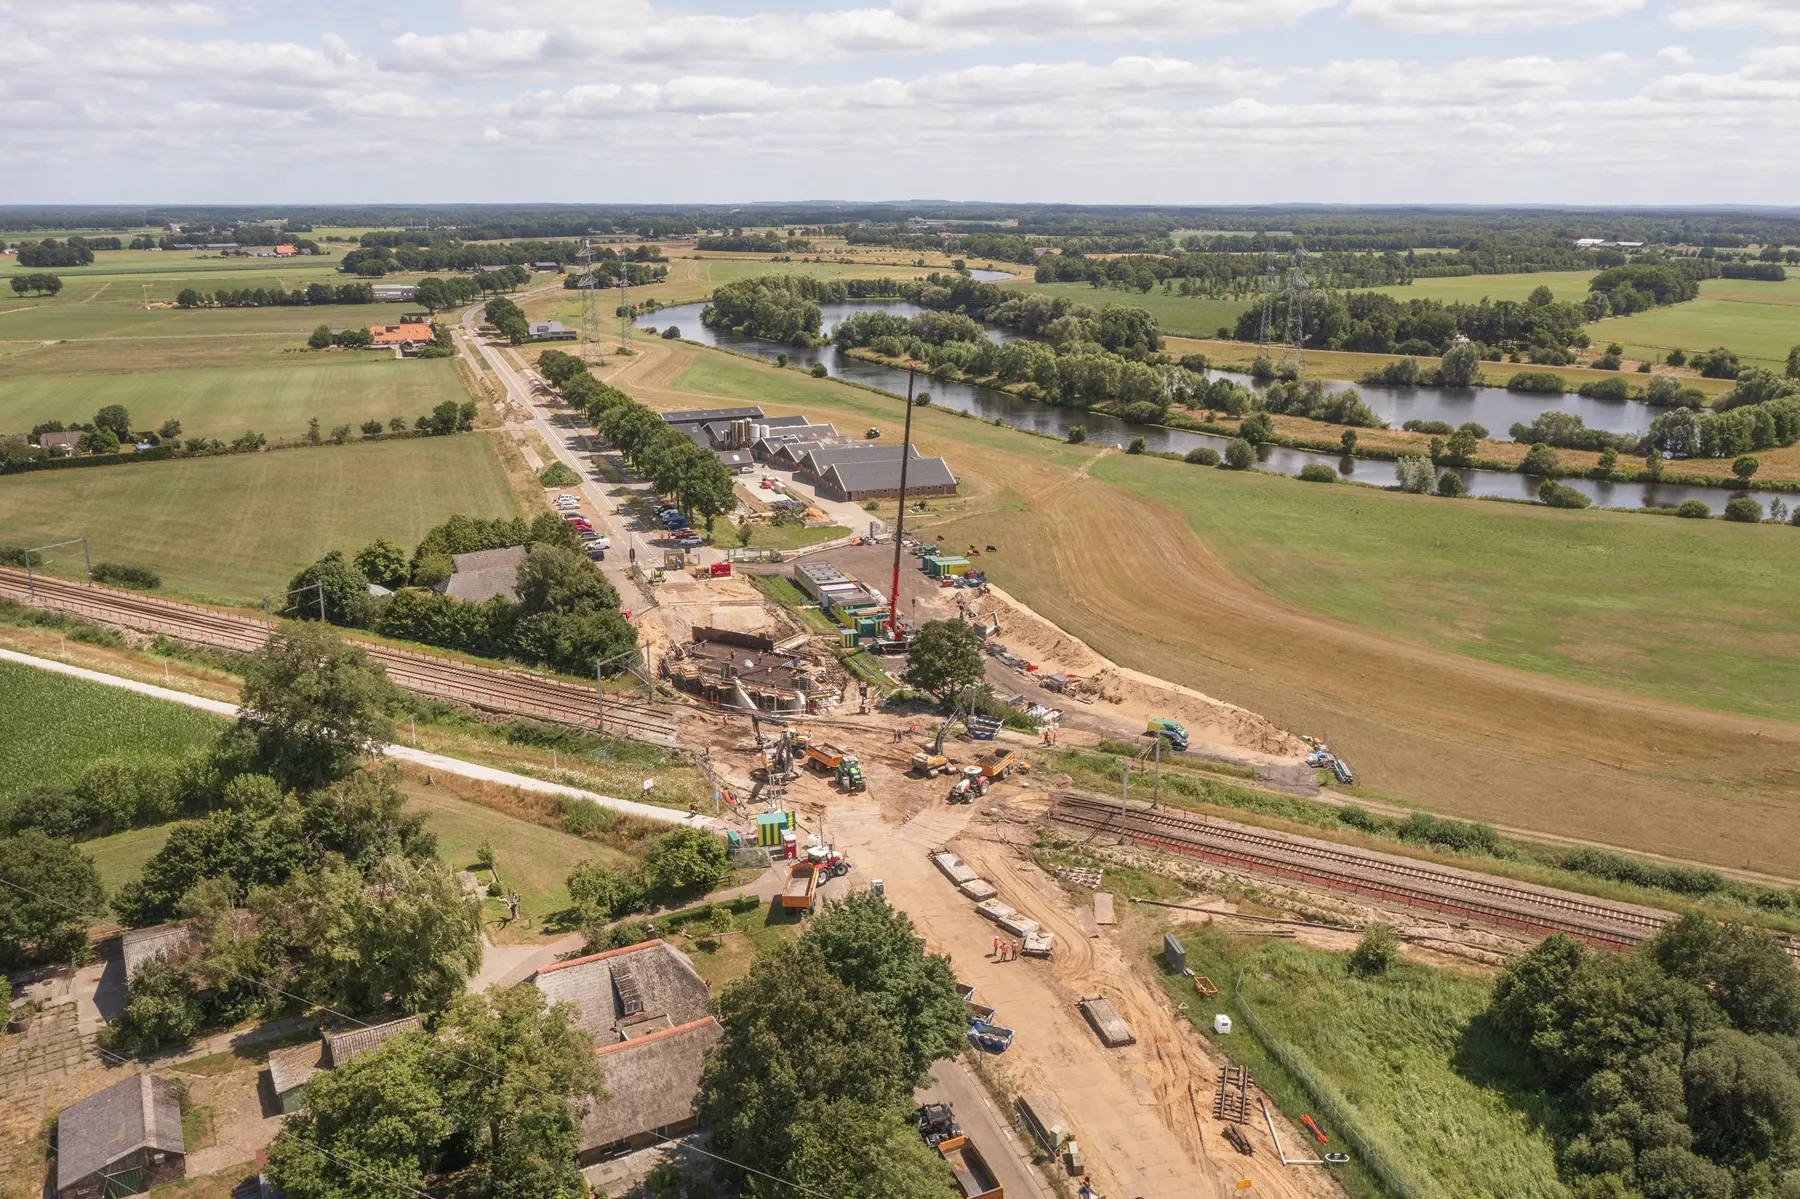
937,1135 -> 1003,1199
976,747 -> 1019,779
781,861 -> 821,914
804,742 -> 853,772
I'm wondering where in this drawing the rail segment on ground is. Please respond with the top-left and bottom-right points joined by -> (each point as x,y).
0,568 -> 678,745
1047,792 -> 1800,961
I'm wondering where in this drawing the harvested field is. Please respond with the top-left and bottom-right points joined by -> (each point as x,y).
622,335 -> 1800,873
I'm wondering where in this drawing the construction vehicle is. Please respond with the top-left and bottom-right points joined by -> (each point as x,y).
804,742 -> 854,773
749,712 -> 801,784
916,1103 -> 962,1148
937,1135 -> 1004,1199
1149,726 -> 1188,753
948,769 -> 990,804
804,844 -> 853,879
975,747 -> 1019,779
1147,717 -> 1188,746
781,861 -> 821,914
911,752 -> 952,778
835,758 -> 866,792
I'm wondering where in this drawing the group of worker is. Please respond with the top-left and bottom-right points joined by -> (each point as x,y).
991,936 -> 1024,961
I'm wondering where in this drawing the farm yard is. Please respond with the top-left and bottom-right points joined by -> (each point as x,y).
0,434 -> 520,602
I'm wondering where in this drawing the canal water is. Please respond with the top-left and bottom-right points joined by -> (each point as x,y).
639,300 -> 1763,512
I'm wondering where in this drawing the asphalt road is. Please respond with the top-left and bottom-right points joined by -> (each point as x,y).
917,1058 -> 1055,1199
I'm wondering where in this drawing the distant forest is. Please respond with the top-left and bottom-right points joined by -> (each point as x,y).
7,203 -> 1800,248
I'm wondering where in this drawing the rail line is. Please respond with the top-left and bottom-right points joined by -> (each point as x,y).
0,569 -> 679,745
1048,793 -> 1800,960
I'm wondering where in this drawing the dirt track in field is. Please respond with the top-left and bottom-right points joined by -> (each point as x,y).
607,338 -> 1800,875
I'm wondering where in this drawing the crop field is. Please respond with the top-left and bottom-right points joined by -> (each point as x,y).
1163,930 -> 1567,1199
0,435 -> 520,602
0,659 -> 225,798
1364,270 -> 1597,305
527,254 -> 945,324
627,335 -> 1800,872
0,355 -> 467,443
1587,276 -> 1800,369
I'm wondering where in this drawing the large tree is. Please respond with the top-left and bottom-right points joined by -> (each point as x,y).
237,623 -> 398,788
901,619 -> 985,703
0,831 -> 104,967
804,892 -> 966,1084
345,855 -> 482,1014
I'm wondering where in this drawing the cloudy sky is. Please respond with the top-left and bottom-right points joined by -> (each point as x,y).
3,0 -> 1798,205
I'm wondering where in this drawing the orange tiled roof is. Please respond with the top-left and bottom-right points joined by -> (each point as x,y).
369,322 -> 434,344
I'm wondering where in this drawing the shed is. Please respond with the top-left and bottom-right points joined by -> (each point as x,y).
816,455 -> 957,502
121,924 -> 196,983
55,1074 -> 185,1198
266,1015 -> 423,1112
437,545 -> 527,603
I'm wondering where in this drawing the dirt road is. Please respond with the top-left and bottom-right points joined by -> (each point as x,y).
824,774 -> 1340,1199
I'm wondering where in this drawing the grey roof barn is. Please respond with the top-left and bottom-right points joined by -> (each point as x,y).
55,1075 -> 185,1197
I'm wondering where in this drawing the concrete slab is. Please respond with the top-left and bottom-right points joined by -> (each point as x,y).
934,852 -> 982,886
1079,996 -> 1136,1047
1093,892 -> 1116,924
960,879 -> 999,902
973,899 -> 1018,923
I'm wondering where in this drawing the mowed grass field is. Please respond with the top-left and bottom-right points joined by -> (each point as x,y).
633,336 -> 1800,871
0,435 -> 520,602
0,659 -> 225,798
1165,929 -> 1567,1199
0,355 -> 466,444
1587,276 -> 1800,369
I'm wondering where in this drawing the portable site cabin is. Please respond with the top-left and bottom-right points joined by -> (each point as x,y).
924,555 -> 971,578
755,810 -> 796,847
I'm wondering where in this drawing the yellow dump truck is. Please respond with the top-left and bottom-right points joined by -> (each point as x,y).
781,861 -> 821,914
976,747 -> 1019,779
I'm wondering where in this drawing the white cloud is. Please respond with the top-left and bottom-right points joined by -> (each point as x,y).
1658,45 -> 1695,66
1344,0 -> 1643,34
1312,54 -> 1628,105
1669,0 -> 1800,35
0,0 -> 225,32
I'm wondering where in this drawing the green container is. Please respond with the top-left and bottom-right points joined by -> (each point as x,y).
925,555 -> 971,578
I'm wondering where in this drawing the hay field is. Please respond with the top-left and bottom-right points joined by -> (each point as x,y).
618,335 -> 1800,873
0,435 -> 520,602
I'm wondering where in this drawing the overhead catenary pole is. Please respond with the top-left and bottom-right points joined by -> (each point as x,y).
886,362 -> 919,639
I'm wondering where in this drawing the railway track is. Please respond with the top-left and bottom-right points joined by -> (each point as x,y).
0,569 -> 679,745
1049,793 -> 1800,961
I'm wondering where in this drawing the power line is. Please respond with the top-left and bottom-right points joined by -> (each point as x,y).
0,871 -> 839,1199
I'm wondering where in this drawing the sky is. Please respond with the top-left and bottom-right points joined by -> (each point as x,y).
3,0 -> 1798,206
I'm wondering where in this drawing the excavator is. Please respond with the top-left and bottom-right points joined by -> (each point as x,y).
748,711 -> 803,785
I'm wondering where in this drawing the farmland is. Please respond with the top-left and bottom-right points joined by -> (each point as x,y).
610,334 -> 1800,871
1162,929 -> 1567,1199
0,435 -> 521,602
0,658 -> 224,797
1586,275 -> 1800,369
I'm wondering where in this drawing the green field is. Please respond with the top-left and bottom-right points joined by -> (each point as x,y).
1164,929 -> 1566,1199
0,435 -> 521,602
992,279 -> 1248,339
1365,270 -> 1597,305
0,660 -> 225,798
86,823 -> 177,895
1587,276 -> 1800,369
0,355 -> 467,443
1092,453 -> 1800,722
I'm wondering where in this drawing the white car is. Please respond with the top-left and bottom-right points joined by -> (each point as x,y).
555,496 -> 580,508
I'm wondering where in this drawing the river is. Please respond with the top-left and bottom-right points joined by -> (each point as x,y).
638,300 -> 1766,512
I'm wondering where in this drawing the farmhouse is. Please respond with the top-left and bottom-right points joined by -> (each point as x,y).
530,320 -> 577,341
529,940 -> 722,1160
37,431 -> 82,455
55,1075 -> 185,1199
436,546 -> 527,603
266,1015 -> 424,1113
370,283 -> 418,302
369,322 -> 435,347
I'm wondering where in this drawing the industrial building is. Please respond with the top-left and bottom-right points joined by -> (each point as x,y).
816,454 -> 958,502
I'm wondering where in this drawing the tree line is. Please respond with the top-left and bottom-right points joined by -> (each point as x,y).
13,237 -> 95,267
9,273 -> 62,296
284,510 -> 636,677
537,350 -> 739,532
176,282 -> 375,308
697,230 -> 809,252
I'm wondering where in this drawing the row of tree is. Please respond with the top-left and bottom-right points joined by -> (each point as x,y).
537,350 -> 739,531
9,273 -> 62,296
176,282 -> 376,308
13,237 -> 94,267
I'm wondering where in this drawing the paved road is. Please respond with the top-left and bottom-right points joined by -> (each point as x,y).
917,1058 -> 1054,1199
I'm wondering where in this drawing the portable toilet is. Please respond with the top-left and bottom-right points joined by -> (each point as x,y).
781,830 -> 798,860
755,810 -> 796,847
839,628 -> 859,649
1213,1014 -> 1232,1036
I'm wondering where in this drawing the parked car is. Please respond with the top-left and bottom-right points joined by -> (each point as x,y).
673,534 -> 704,547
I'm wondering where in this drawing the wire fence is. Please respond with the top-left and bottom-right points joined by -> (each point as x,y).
1232,971 -> 1433,1199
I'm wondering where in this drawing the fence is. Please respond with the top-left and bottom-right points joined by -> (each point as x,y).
1232,971 -> 1432,1199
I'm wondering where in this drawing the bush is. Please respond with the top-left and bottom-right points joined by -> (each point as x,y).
1537,480 -> 1592,509
92,562 -> 161,590
1402,419 -> 1454,435
810,363 -> 828,378
1126,436 -> 1146,455
1348,924 -> 1398,976
1520,442 -> 1561,475
1184,447 -> 1220,466
1506,371 -> 1566,395
1223,438 -> 1255,470
1678,499 -> 1711,519
538,462 -> 580,487
663,326 -> 681,339
1724,496 -> 1764,523
1298,463 -> 1336,483
1436,470 -> 1466,497
1066,425 -> 1086,444
1394,455 -> 1434,493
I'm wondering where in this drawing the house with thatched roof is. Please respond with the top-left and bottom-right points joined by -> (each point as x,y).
55,1075 -> 185,1198
530,940 -> 721,1160
265,1015 -> 423,1113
